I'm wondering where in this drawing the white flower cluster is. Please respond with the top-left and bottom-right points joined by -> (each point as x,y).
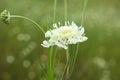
41,21 -> 88,49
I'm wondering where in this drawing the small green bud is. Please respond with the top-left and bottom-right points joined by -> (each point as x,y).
0,10 -> 10,24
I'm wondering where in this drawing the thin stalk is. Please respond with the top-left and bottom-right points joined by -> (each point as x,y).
10,15 -> 45,34
61,0 -> 69,79
52,0 -> 58,62
69,44 -> 79,76
64,0 -> 67,21
53,0 -> 57,23
47,0 -> 57,80
47,47 -> 54,80
53,46 -> 58,64
69,0 -> 88,77
53,0 -> 59,70
66,49 -> 69,78
81,0 -> 88,26
61,49 -> 69,80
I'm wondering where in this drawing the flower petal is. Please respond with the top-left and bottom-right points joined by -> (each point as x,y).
45,31 -> 52,37
79,36 -> 88,42
53,23 -> 58,28
41,40 -> 50,47
79,27 -> 85,35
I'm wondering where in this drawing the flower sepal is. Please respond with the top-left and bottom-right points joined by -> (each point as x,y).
0,10 -> 10,24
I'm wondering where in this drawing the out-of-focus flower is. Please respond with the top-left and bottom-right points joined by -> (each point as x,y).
93,57 -> 107,69
6,55 -> 15,64
23,60 -> 31,68
41,21 -> 88,49
0,10 -> 10,24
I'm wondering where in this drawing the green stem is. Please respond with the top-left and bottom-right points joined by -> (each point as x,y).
53,0 -> 57,23
64,0 -> 67,21
61,0 -> 69,79
47,47 -> 54,80
66,49 -> 69,77
53,46 -> 58,65
47,0 -> 57,80
81,0 -> 88,26
10,15 -> 45,34
61,49 -> 69,80
69,44 -> 79,76
69,0 -> 88,77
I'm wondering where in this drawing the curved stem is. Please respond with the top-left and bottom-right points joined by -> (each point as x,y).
10,15 -> 45,34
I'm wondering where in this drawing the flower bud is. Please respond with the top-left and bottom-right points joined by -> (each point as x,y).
0,10 -> 10,24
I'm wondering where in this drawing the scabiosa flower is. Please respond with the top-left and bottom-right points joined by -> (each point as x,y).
0,10 -> 10,24
41,21 -> 88,49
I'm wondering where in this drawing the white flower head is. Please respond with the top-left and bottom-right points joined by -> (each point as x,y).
41,21 -> 88,49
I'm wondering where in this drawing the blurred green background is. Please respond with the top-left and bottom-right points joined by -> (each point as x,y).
0,0 -> 120,80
